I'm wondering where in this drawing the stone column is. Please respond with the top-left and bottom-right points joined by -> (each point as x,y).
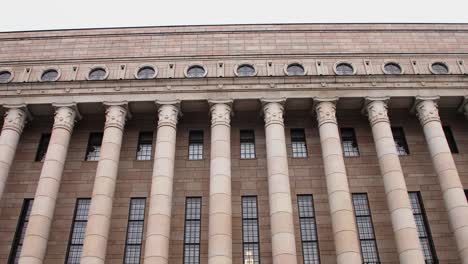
314,99 -> 362,264
19,104 -> 77,264
416,97 -> 468,263
143,101 -> 180,264
365,98 -> 425,264
261,99 -> 298,264
81,103 -> 128,264
208,101 -> 232,264
0,105 -> 27,200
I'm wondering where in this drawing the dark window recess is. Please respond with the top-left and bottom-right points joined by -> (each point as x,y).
242,196 -> 260,264
188,130 -> 203,160
8,199 -> 33,264
240,130 -> 256,159
183,197 -> 202,264
291,129 -> 308,158
409,192 -> 438,264
298,195 -> 320,264
392,127 -> 410,156
136,132 -> 153,161
340,128 -> 360,157
352,193 -> 380,264
85,133 -> 103,161
124,198 -> 146,264
443,126 -> 458,153
35,134 -> 51,162
65,199 -> 91,264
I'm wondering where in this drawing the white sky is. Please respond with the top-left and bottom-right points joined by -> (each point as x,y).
1,0 -> 468,32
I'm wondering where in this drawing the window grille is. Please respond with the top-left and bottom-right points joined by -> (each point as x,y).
136,132 -> 153,160
297,195 -> 320,264
392,127 -> 410,156
85,133 -> 103,161
35,134 -> 51,162
352,193 -> 380,264
188,130 -> 203,160
340,128 -> 360,157
124,198 -> 146,264
183,197 -> 202,264
242,196 -> 260,264
8,199 -> 33,264
240,130 -> 256,159
65,199 -> 91,264
291,129 -> 307,158
409,192 -> 438,264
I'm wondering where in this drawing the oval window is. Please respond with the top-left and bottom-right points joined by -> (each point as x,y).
137,66 -> 156,79
236,64 -> 256,77
88,68 -> 107,80
0,71 -> 12,83
431,62 -> 449,74
335,63 -> 354,75
286,63 -> 305,76
383,63 -> 402,74
41,69 -> 59,81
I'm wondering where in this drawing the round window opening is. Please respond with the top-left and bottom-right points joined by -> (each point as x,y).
88,68 -> 107,80
41,69 -> 59,81
186,65 -> 206,78
335,63 -> 354,75
286,63 -> 305,76
384,63 -> 402,74
236,64 -> 256,77
137,66 -> 156,79
431,62 -> 449,74
0,71 -> 12,83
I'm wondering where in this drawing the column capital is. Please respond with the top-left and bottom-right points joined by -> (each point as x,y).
103,102 -> 128,130
364,98 -> 390,126
414,97 -> 440,126
2,104 -> 28,134
314,99 -> 337,127
156,100 -> 180,128
209,100 -> 232,127
52,105 -> 78,132
261,99 -> 285,127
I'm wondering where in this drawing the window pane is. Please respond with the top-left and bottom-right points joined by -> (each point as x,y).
124,198 -> 146,264
35,134 -> 51,162
66,199 -> 90,264
303,242 -> 320,264
184,197 -> 201,264
291,129 -> 307,158
85,133 -> 103,161
243,244 -> 260,264
242,196 -> 260,264
240,130 -> 255,159
237,65 -> 255,76
336,63 -> 354,75
298,195 -> 320,264
8,199 -> 33,264
392,127 -> 409,156
137,67 -> 155,79
188,131 -> 203,160
341,128 -> 359,157
352,194 -> 380,263
136,132 -> 153,160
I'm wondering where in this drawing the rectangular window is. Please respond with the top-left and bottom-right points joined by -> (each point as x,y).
65,199 -> 91,264
443,126 -> 458,154
35,133 -> 51,162
85,133 -> 103,161
8,199 -> 33,264
291,129 -> 308,158
240,130 -> 256,159
352,193 -> 380,264
392,127 -> 410,156
136,132 -> 153,161
188,130 -> 203,160
242,196 -> 260,264
297,195 -> 320,264
124,198 -> 146,264
409,192 -> 438,264
183,197 -> 202,264
341,128 -> 360,157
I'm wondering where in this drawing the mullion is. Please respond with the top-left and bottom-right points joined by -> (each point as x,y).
183,197 -> 201,264
242,196 -> 260,264
124,198 -> 146,264
352,193 -> 380,264
8,199 -> 33,264
297,195 -> 320,264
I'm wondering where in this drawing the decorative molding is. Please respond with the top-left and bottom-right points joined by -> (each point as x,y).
53,106 -> 77,132
209,101 -> 232,127
157,103 -> 179,128
2,106 -> 27,133
365,97 -> 390,126
261,99 -> 285,127
314,100 -> 337,127
415,98 -> 440,126
104,103 -> 128,130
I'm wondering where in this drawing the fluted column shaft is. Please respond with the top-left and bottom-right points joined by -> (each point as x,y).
315,100 -> 361,264
208,102 -> 232,264
81,104 -> 127,264
143,102 -> 179,264
262,100 -> 298,264
19,105 -> 76,264
365,99 -> 425,263
0,106 -> 27,200
416,99 -> 468,263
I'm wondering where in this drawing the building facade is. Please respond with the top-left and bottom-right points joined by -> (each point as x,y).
0,24 -> 467,264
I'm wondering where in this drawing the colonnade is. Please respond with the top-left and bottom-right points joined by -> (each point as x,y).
0,97 -> 465,264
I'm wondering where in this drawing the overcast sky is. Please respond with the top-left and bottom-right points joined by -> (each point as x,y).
2,0 -> 468,32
